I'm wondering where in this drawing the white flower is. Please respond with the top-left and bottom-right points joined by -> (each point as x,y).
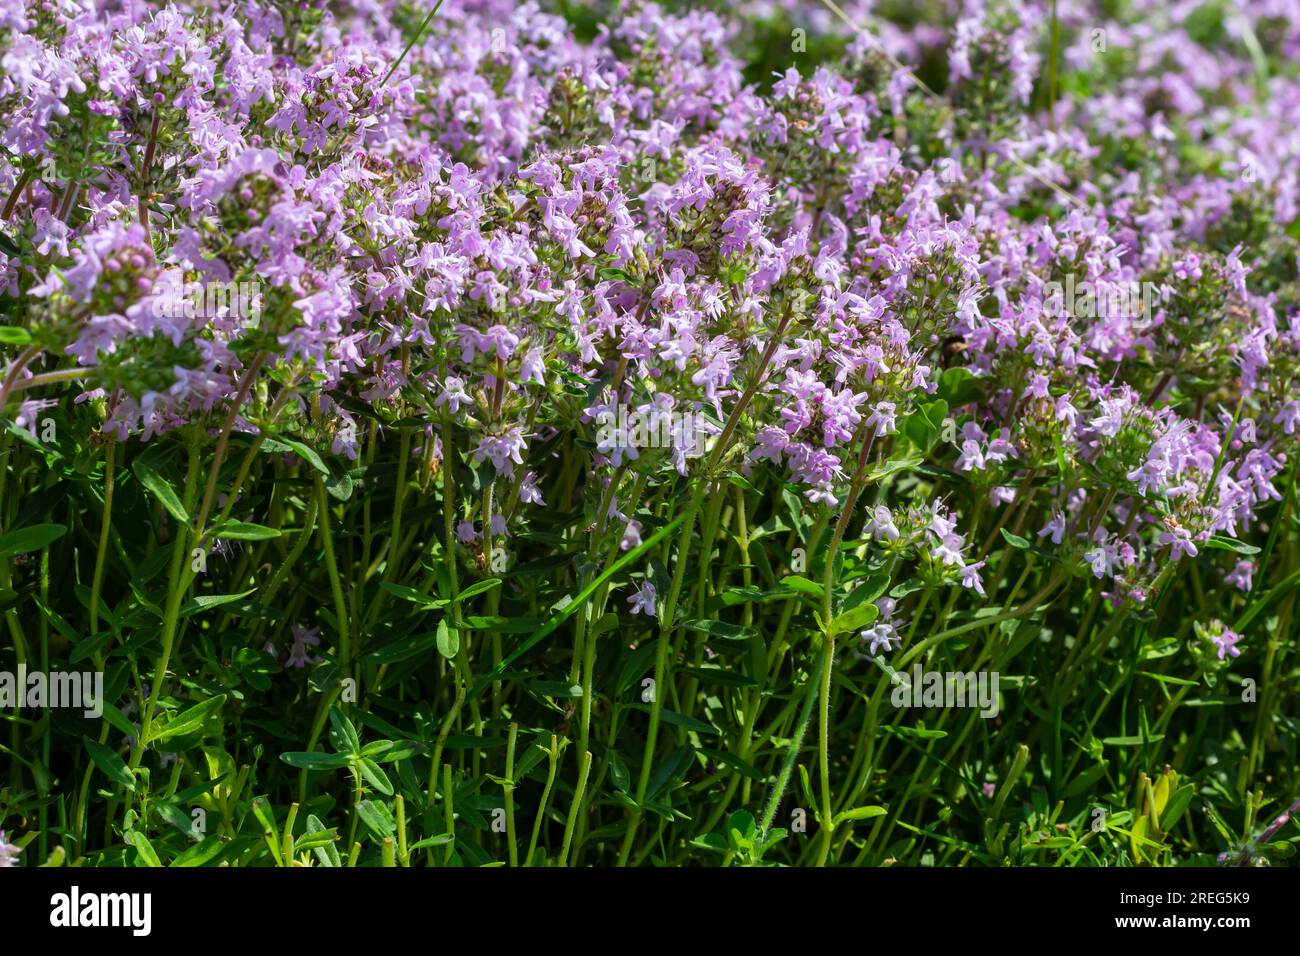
860,622 -> 900,656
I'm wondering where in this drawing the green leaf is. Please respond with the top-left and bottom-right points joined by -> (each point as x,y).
647,745 -> 696,798
936,366 -> 982,406
882,724 -> 947,740
145,695 -> 226,745
357,800 -> 395,839
703,586 -> 794,613
727,809 -> 756,850
1160,784 -> 1196,832
845,572 -> 891,610
868,455 -> 925,482
170,836 -> 227,867
212,521 -> 282,541
690,833 -> 728,854
1136,671 -> 1198,686
363,631 -> 440,664
180,589 -> 257,617
250,796 -> 280,845
132,459 -> 189,523
305,814 -> 342,867
1062,762 -> 1109,799
84,736 -> 135,792
0,523 -> 66,559
0,326 -> 32,345
902,399 -> 949,452
681,618 -> 756,641
609,752 -> 631,793
124,829 -> 162,867
1100,734 -> 1164,747
100,702 -> 138,742
780,575 -> 825,599
280,438 -> 329,474
1204,535 -> 1260,556
159,802 -> 201,835
378,582 -> 445,607
280,751 -> 351,770
835,805 -> 887,824
360,739 -> 396,759
359,757 -> 394,796
453,578 -> 501,602
293,829 -> 340,852
597,266 -> 634,283
325,468 -> 354,501
1000,528 -> 1032,549
329,707 -> 362,754
408,833 -> 455,851
828,601 -> 879,638
435,618 -> 459,658
461,615 -> 542,633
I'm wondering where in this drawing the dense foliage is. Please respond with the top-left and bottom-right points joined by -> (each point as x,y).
1,0 -> 1298,867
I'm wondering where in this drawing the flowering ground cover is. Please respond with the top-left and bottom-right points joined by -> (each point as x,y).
0,0 -> 1298,868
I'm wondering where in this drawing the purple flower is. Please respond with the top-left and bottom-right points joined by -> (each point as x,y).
0,830 -> 20,867
860,598 -> 902,656
931,533 -> 966,567
1158,525 -> 1199,561
865,401 -> 897,437
866,505 -> 900,542
287,625 -> 321,669
1085,541 -> 1119,578
1211,625 -> 1244,660
1038,512 -> 1066,545
860,622 -> 900,656
436,376 -> 472,414
628,581 -> 657,617
519,471 -> 544,505
1225,560 -> 1254,592
519,347 -> 546,386
473,427 -> 527,478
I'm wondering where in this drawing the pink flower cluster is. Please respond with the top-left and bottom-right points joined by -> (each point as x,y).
1,0 -> 1296,617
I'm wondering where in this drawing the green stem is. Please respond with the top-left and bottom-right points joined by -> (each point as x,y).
759,650 -> 826,835
559,750 -> 592,866
814,634 -> 836,866
315,476 -> 352,670
524,736 -> 561,867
